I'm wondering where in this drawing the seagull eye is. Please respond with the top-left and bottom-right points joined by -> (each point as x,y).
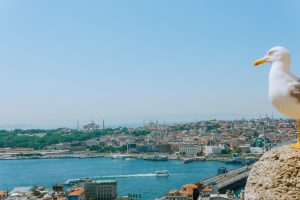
268,51 -> 274,55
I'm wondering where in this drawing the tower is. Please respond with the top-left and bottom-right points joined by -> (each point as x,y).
77,120 -> 80,131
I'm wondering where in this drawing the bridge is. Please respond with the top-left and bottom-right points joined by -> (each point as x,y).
199,165 -> 252,193
158,165 -> 252,199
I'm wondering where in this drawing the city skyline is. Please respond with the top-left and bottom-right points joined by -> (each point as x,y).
1,0 -> 300,127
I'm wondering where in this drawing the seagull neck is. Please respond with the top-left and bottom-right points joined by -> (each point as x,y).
270,61 -> 290,74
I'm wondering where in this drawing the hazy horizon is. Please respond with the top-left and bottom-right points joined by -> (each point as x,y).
1,0 -> 300,127
0,112 -> 287,130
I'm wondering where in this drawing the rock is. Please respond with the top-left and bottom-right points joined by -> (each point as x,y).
245,145 -> 300,200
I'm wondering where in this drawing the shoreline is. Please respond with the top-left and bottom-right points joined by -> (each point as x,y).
0,151 -> 259,163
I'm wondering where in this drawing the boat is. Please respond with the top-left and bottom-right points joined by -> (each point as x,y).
194,156 -> 206,161
112,154 -> 128,159
182,158 -> 193,164
143,155 -> 168,161
155,170 -> 169,177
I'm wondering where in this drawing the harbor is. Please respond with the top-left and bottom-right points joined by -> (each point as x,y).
0,156 -> 243,199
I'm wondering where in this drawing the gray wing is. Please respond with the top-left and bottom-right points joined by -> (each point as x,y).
289,82 -> 300,103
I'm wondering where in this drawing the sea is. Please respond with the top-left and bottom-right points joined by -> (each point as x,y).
0,157 -> 242,199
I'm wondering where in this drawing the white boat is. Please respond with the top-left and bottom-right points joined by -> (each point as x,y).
155,170 -> 169,177
112,154 -> 128,159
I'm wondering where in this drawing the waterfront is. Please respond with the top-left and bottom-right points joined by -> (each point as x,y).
0,157 -> 242,199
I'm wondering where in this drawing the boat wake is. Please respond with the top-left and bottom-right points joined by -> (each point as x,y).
94,173 -> 156,179
65,172 -> 168,185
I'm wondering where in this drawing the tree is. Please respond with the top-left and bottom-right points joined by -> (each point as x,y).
221,149 -> 232,154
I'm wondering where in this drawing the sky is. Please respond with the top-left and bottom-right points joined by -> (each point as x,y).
0,0 -> 300,128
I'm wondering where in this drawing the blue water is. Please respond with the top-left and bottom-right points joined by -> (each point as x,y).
0,158 -> 241,199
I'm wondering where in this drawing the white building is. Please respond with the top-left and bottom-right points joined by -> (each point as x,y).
8,187 -> 32,200
203,146 -> 222,156
179,145 -> 201,157
250,147 -> 266,154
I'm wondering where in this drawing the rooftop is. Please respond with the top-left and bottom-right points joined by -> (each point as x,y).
0,190 -> 7,196
69,188 -> 85,196
202,186 -> 213,192
9,187 -> 32,195
167,183 -> 197,196
182,184 -> 197,189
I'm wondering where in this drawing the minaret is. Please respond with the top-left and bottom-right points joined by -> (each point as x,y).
272,112 -> 274,120
102,119 -> 105,130
77,121 -> 79,131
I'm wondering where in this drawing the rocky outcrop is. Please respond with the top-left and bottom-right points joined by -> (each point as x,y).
245,145 -> 300,200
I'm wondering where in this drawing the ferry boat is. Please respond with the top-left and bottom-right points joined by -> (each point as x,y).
182,158 -> 193,164
143,155 -> 168,161
155,170 -> 169,177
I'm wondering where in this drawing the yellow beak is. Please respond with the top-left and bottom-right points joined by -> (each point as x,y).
253,57 -> 269,67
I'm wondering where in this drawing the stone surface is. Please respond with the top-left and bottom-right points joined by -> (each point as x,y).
245,145 -> 300,200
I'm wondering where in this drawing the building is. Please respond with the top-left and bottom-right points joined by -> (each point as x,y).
68,188 -> 85,200
84,180 -> 117,200
179,145 -> 201,157
53,184 -> 64,192
46,143 -> 71,150
250,147 -> 266,154
239,145 -> 251,153
201,186 -> 218,197
84,139 -> 100,147
209,194 -> 234,200
83,121 -> 100,132
154,144 -> 171,153
203,146 -> 222,156
127,144 -> 137,153
166,184 -> 199,200
136,145 -> 154,153
9,187 -> 32,196
116,197 -> 129,200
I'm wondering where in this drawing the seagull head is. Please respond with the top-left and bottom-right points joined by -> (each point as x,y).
253,46 -> 291,67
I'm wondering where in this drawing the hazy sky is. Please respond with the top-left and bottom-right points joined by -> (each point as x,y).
1,0 -> 300,128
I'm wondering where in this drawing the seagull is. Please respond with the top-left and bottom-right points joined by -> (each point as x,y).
254,46 -> 300,148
